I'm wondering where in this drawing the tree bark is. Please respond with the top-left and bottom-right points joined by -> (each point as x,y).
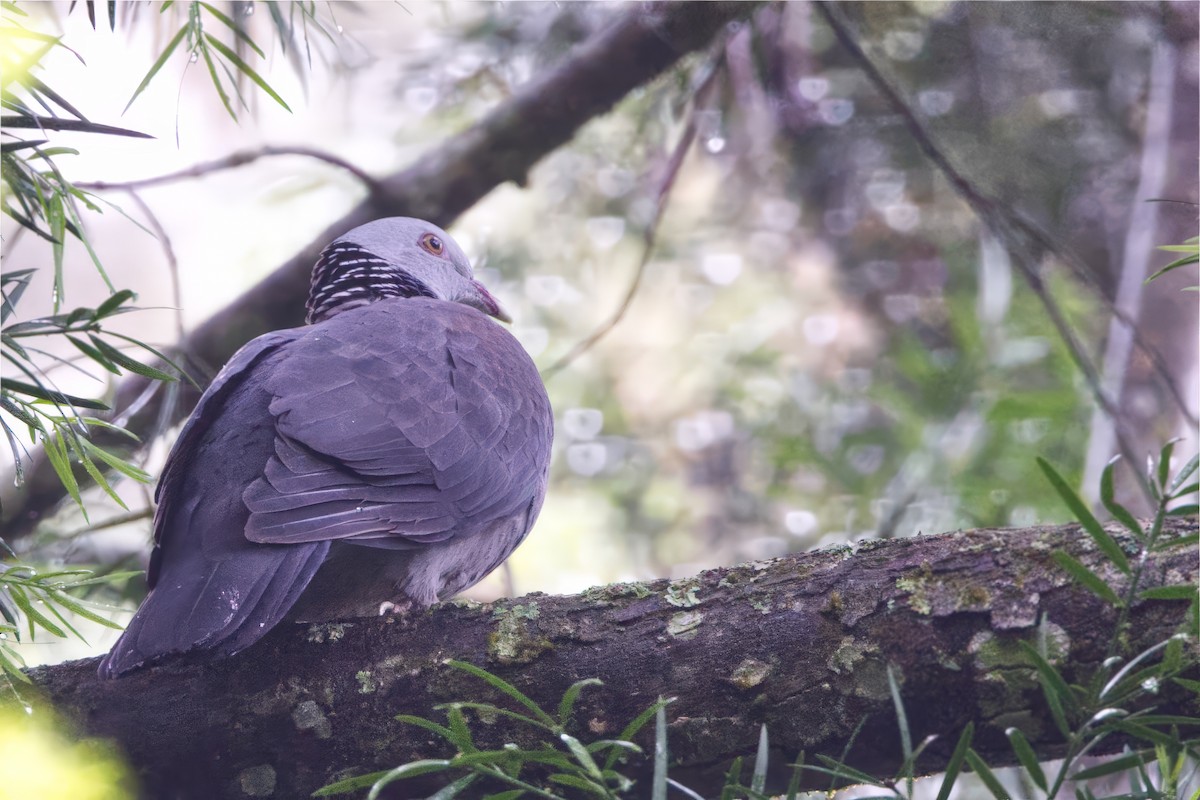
28,519 -> 1198,799
1,0 -> 762,537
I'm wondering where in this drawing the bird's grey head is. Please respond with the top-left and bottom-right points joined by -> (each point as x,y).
306,217 -> 509,324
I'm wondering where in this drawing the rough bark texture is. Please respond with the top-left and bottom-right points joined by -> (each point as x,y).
1,0 -> 761,536
27,519 -> 1198,799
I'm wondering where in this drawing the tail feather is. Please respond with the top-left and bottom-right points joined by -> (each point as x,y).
97,541 -> 328,678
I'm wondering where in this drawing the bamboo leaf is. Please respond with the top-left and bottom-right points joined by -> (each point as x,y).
1038,457 -> 1131,574
88,334 -> 178,382
1052,551 -> 1122,606
1138,586 -> 1197,602
1099,458 -> 1143,539
124,23 -> 188,113
446,660 -> 556,728
1005,728 -> 1046,791
197,2 -> 265,58
203,33 -> 292,112
1168,455 -> 1199,496
557,677 -> 602,728
965,749 -> 1010,800
934,723 -> 973,800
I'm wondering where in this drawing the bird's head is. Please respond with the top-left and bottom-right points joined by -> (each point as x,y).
306,217 -> 510,324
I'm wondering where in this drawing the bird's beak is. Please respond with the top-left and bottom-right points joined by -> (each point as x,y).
470,280 -> 512,323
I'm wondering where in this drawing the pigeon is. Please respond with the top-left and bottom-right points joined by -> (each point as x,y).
98,218 -> 553,678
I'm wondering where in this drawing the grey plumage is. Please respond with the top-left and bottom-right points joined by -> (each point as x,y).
99,218 -> 552,678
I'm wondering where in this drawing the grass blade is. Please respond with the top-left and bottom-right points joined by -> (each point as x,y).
124,23 -> 188,114
1038,457 -> 1131,574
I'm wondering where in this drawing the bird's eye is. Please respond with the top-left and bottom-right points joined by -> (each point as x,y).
419,233 -> 445,257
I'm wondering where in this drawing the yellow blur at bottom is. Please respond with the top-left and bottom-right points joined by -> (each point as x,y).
0,706 -> 134,800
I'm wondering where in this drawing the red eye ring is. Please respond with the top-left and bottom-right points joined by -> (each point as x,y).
419,233 -> 445,257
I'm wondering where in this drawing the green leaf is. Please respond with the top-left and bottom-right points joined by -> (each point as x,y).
197,2 -> 265,58
1038,457 -> 1131,574
811,755 -> 881,788
1,377 -> 109,410
547,773 -> 606,794
1166,504 -> 1199,517
934,723 -> 973,800
395,713 -> 455,742
124,23 -> 189,114
965,749 -> 1010,800
366,761 -> 454,800
1139,586 -> 1197,602
446,660 -> 556,728
560,732 -> 603,780
5,583 -> 66,638
94,289 -> 136,318
47,590 -> 124,630
312,770 -> 399,796
65,335 -> 119,374
557,677 -> 602,728
1005,728 -> 1046,791
1168,455 -> 1199,496
751,724 -> 768,795
203,33 -> 291,112
1052,550 -> 1122,605
445,704 -> 476,753
88,335 -> 178,381
652,702 -> 668,800
77,437 -> 152,483
42,431 -> 85,516
1099,458 -> 1143,538
604,695 -> 671,771
1070,750 -> 1152,781
65,433 -> 129,509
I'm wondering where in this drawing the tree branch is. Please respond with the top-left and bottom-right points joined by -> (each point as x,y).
0,1 -> 763,537
27,519 -> 1197,798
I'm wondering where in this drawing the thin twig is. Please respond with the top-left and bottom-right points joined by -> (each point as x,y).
815,1 -> 1165,501
543,55 -> 725,378
63,508 -> 152,539
75,145 -> 382,195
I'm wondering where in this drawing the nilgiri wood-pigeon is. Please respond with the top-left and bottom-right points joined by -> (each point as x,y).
98,218 -> 553,678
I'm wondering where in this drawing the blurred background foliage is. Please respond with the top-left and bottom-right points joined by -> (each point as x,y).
0,0 -> 1196,676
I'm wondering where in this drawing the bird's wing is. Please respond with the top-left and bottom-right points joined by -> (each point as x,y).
242,298 -> 552,547
99,331 -> 332,677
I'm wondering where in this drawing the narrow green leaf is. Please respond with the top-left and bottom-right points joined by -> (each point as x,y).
652,703 -> 668,800
1168,455 -> 1199,496
47,590 -> 124,630
965,749 -> 1010,800
1,377 -> 109,410
197,2 -> 265,57
202,33 -> 292,112
934,723 -> 973,800
811,755 -> 881,787
94,289 -> 136,318
393,713 -> 455,742
312,769 -> 398,796
5,583 -> 66,638
721,756 -> 743,800
547,773 -> 606,794
446,660 -> 556,728
365,761 -> 454,800
557,677 -> 602,727
1052,551 -> 1122,605
560,732 -> 603,780
1005,728 -> 1046,791
1038,457 -> 1131,573
1070,751 -> 1152,781
65,434 -> 128,509
88,335 -> 178,381
445,705 -> 475,752
604,696 -> 671,770
1099,459 -> 1144,539
198,39 -> 238,120
437,702 -> 548,732
124,24 -> 188,114
1139,586 -> 1197,602
784,751 -> 805,800
1166,504 -> 1199,517
65,335 -> 119,374
77,437 -> 152,483
42,431 -> 85,515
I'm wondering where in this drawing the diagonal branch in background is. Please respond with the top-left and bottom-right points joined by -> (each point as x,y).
74,145 -> 383,196
0,1 -> 763,538
815,1 -> 1191,504
544,53 -> 726,378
